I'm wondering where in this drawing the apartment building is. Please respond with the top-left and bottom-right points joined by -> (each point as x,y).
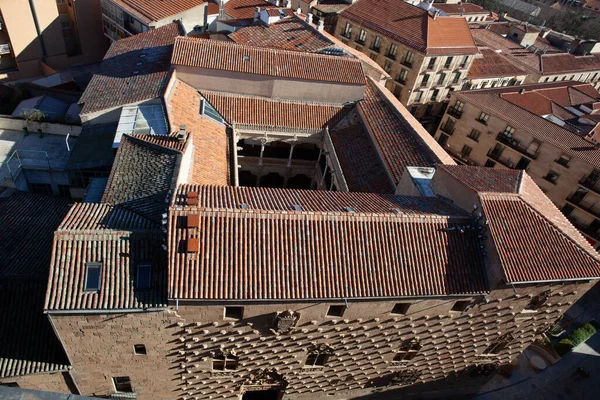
471,22 -> 600,88
101,0 -> 208,41
0,0 -> 68,80
465,47 -> 528,90
431,2 -> 491,22
334,0 -> 479,119
434,82 -> 600,249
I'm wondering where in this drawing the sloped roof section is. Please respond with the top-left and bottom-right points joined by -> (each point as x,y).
467,48 -> 527,79
80,22 -> 182,115
437,165 -> 522,194
171,37 -> 366,85
341,0 -> 477,55
101,134 -> 182,224
224,0 -> 278,19
45,203 -> 167,311
200,90 -> 350,129
169,185 -> 487,300
113,0 -> 205,24
165,79 -> 232,186
229,16 -> 336,53
0,192 -> 71,278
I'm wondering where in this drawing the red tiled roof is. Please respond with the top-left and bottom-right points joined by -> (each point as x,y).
541,53 -> 600,75
357,79 -> 449,184
434,3 -> 489,15
482,175 -> 600,283
224,0 -> 278,20
200,90 -> 350,129
467,48 -> 526,79
166,79 -> 231,186
329,109 -> 396,194
80,22 -> 182,115
128,133 -> 188,152
207,1 -> 219,14
171,37 -> 366,85
437,165 -> 522,193
0,192 -> 71,279
45,203 -> 167,311
455,82 -> 600,167
113,0 -> 206,24
341,0 -> 477,55
229,15 -> 335,53
168,185 -> 487,300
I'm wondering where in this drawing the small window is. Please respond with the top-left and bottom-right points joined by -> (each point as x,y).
224,306 -> 244,320
403,51 -> 414,67
397,69 -> 408,84
84,263 -> 101,292
461,145 -> 472,157
391,303 -> 411,315
393,339 -> 421,362
476,112 -> 490,124
544,170 -> 560,184
421,74 -> 430,86
484,160 -> 496,168
444,56 -> 453,69
370,52 -> 378,61
555,154 -> 571,167
468,129 -> 481,142
437,72 -> 446,85
388,44 -> 398,57
503,126 -> 515,136
384,60 -> 392,72
134,344 -> 147,355
427,57 -> 436,70
200,99 -> 224,124
212,353 -> 238,371
327,305 -> 345,317
136,264 -> 151,290
305,347 -> 332,367
113,376 -> 133,393
451,300 -> 471,312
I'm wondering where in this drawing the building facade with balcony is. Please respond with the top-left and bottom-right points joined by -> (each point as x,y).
434,81 -> 600,249
101,0 -> 208,41
333,0 -> 479,120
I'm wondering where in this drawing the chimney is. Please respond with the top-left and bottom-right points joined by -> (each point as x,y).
297,7 -> 301,14
254,7 -> 260,22
317,19 -> 324,32
177,125 -> 187,142
286,0 -> 292,8
306,13 -> 313,24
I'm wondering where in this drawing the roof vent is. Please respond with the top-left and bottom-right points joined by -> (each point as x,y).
186,191 -> 199,206
293,205 -> 303,211
344,207 -> 355,213
240,203 -> 249,209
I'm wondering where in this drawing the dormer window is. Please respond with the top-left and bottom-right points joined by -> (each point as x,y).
84,263 -> 101,292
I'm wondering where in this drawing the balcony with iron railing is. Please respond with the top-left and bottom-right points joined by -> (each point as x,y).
440,121 -> 455,135
447,106 -> 462,119
445,146 -> 479,166
487,148 -> 516,168
341,30 -> 352,39
579,175 -> 600,196
567,215 -> 600,241
566,193 -> 600,219
355,37 -> 366,46
495,132 -> 539,160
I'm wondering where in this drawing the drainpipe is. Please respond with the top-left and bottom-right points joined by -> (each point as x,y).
28,0 -> 47,59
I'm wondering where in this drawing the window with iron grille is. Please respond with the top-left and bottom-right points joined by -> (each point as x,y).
212,352 -> 238,371
393,339 -> 421,362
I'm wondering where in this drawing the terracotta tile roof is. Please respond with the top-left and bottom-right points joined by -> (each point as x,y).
129,133 -> 188,152
329,109 -> 396,193
80,22 -> 182,115
455,82 -> 600,167
168,185 -> 487,300
541,53 -> 600,75
434,3 -> 489,15
482,174 -> 600,283
172,184 -> 466,214
200,90 -> 351,129
228,15 -> 336,53
165,79 -> 231,186
171,37 -> 366,85
207,1 -> 219,14
45,203 -> 167,311
0,192 -> 71,279
341,0 -> 477,55
101,134 -> 183,224
467,48 -> 526,79
437,165 -> 521,193
1,281 -> 69,378
357,79 -> 448,184
224,0 -> 278,19
113,0 -> 206,24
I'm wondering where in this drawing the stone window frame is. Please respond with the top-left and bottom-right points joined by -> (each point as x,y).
211,350 -> 238,371
113,376 -> 133,393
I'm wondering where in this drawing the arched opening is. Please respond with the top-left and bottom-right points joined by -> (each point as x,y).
260,172 -> 284,188
239,170 -> 258,187
286,174 -> 312,190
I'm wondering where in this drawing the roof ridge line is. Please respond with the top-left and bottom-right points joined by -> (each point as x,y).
126,133 -> 186,154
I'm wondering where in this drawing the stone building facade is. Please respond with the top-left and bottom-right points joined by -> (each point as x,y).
434,82 -> 600,250
333,0 -> 478,119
